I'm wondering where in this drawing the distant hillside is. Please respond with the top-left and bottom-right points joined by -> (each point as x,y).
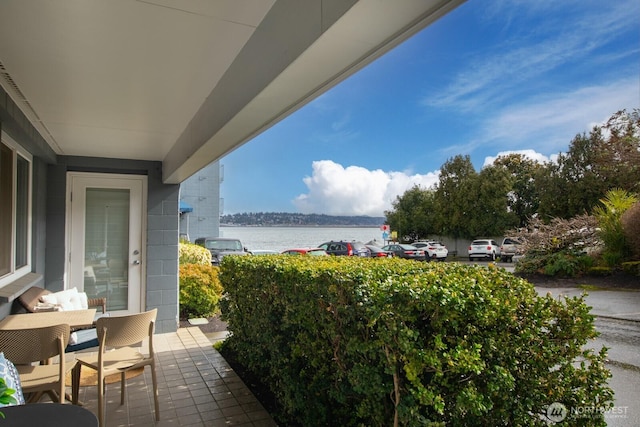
221,212 -> 386,227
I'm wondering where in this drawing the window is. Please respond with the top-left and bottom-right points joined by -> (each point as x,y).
0,132 -> 32,286
0,143 -> 11,276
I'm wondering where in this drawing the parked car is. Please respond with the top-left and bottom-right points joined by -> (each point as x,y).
281,248 -> 328,256
317,241 -> 371,257
500,237 -> 522,262
468,239 -> 501,261
412,241 -> 448,261
366,245 -> 394,258
194,237 -> 250,265
381,244 -> 426,261
250,249 -> 280,256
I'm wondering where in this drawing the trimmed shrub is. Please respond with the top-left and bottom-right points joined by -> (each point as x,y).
179,242 -> 211,265
220,256 -> 612,426
179,263 -> 222,319
542,251 -> 594,277
516,250 -> 593,277
621,202 -> 640,260
621,261 -> 640,276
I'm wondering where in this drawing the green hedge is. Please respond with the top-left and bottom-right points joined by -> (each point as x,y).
220,256 -> 612,426
179,263 -> 223,319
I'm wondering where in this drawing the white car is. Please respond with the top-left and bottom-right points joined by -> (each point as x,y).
412,241 -> 448,261
468,239 -> 501,262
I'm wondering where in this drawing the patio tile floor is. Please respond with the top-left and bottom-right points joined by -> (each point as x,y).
67,327 -> 277,426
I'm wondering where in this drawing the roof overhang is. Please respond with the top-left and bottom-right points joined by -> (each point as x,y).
0,0 -> 465,184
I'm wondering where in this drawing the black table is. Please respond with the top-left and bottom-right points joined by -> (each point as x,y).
0,403 -> 97,426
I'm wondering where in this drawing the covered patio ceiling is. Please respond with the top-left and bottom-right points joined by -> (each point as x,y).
0,0 -> 464,184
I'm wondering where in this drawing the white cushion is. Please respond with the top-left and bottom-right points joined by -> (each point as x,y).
40,287 -> 85,311
78,291 -> 89,309
33,302 -> 62,312
68,329 -> 98,347
68,331 -> 78,345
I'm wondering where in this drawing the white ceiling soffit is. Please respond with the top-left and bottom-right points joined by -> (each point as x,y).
164,0 -> 465,183
0,0 -> 275,161
0,0 -> 465,184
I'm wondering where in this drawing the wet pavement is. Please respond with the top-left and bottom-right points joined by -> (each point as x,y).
475,259 -> 640,424
537,286 -> 640,322
536,285 -> 640,426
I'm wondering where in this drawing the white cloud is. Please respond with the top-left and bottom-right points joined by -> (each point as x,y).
483,77 -> 640,153
293,160 -> 439,216
424,0 -> 638,112
483,149 -> 553,167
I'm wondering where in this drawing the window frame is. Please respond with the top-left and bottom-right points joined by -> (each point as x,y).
0,131 -> 33,288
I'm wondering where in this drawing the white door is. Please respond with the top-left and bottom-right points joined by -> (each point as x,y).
66,172 -> 146,315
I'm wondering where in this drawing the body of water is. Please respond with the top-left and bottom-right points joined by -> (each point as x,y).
219,226 -> 385,253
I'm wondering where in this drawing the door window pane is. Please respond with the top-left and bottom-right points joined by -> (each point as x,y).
84,188 -> 130,311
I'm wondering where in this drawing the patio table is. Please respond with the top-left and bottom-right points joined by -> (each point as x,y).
0,309 -> 96,330
0,402 -> 98,426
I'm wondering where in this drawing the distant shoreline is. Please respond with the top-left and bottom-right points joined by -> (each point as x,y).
220,213 -> 386,228
220,224 -> 380,228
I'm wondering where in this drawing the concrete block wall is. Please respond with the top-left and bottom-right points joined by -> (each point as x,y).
147,164 -> 180,333
49,157 -> 180,333
179,161 -> 221,240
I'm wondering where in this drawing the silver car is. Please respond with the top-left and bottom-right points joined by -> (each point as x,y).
500,237 -> 523,263
195,237 -> 249,265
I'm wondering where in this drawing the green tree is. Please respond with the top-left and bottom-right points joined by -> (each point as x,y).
466,164 -> 518,237
534,162 -> 563,221
537,109 -> 640,220
434,155 -> 478,239
493,153 -> 542,227
597,109 -> 640,192
537,132 -> 603,219
385,185 -> 436,242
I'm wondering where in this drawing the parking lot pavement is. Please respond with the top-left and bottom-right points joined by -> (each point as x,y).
534,286 -> 640,322
604,364 -> 640,427
535,285 -> 640,425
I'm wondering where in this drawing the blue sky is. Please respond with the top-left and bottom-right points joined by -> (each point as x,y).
220,0 -> 640,217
